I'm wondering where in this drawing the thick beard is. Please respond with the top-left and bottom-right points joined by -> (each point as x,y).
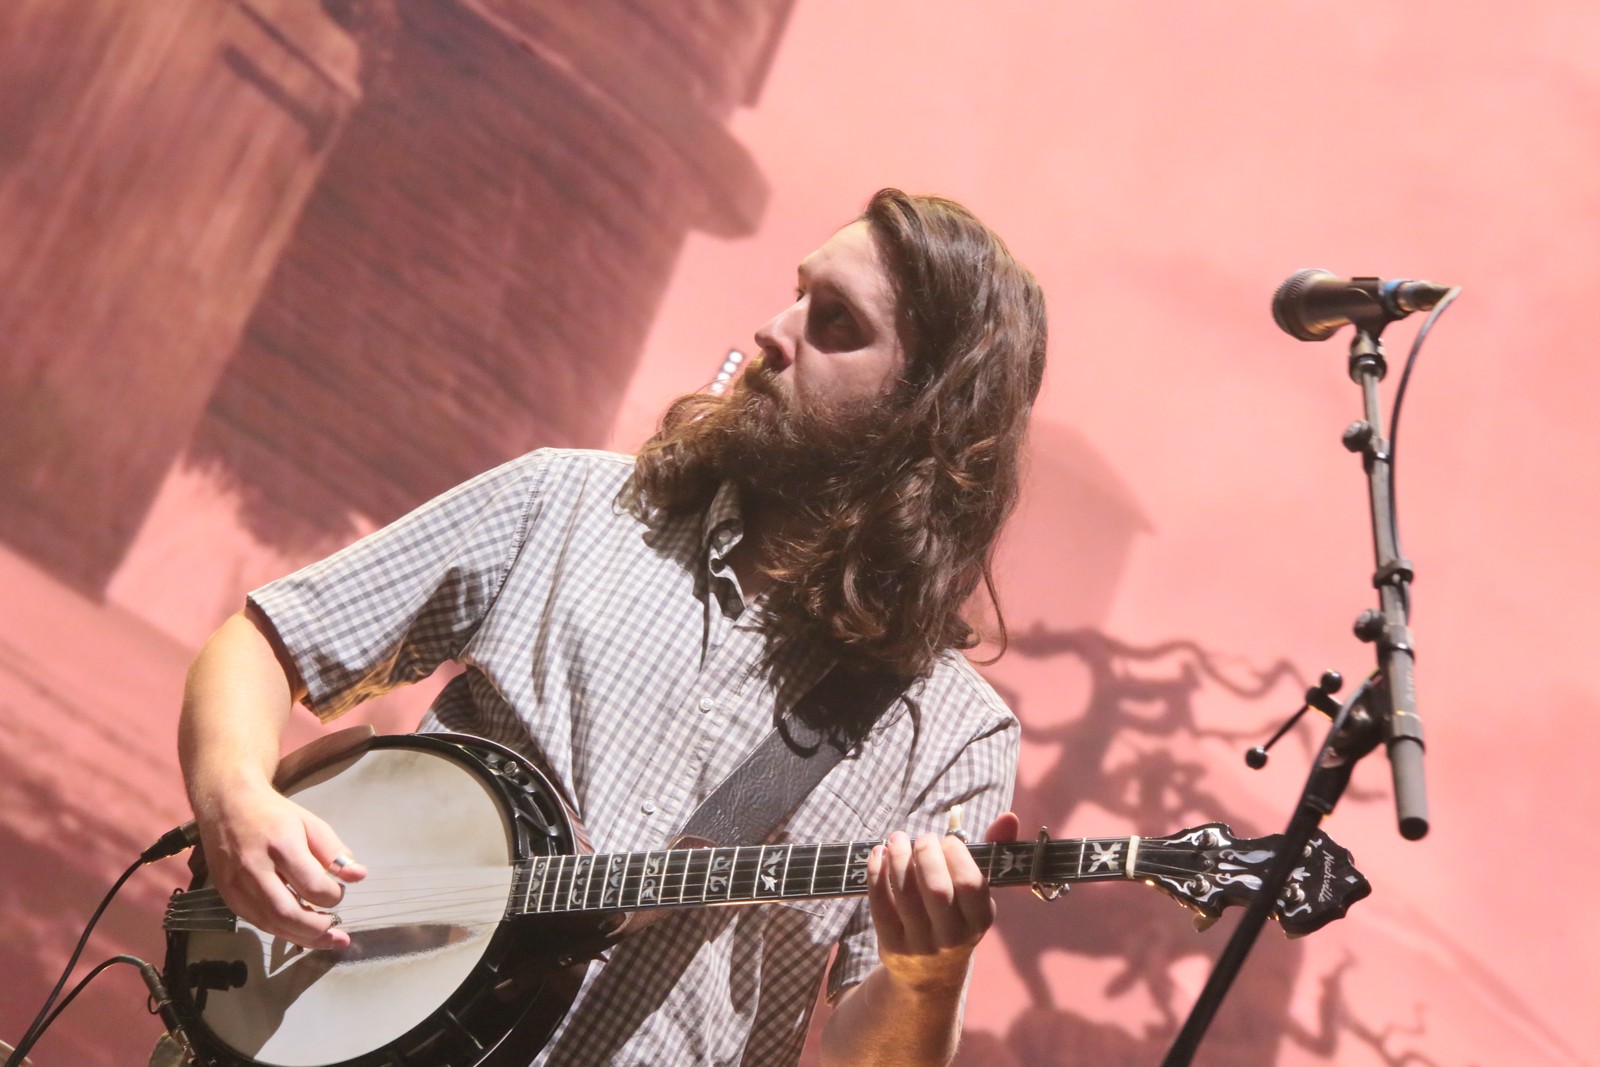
708,356 -> 900,515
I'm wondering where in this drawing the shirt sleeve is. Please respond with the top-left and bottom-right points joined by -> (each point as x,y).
823,710 -> 1020,1001
248,451 -> 550,722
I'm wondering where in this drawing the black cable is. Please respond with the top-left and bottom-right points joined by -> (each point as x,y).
5,821 -> 196,1067
1383,286 -> 1462,617
30,955 -> 151,1055
4,855 -> 144,1067
1385,290 -> 1462,560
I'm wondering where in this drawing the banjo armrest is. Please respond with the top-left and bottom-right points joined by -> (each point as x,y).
273,724 -> 378,789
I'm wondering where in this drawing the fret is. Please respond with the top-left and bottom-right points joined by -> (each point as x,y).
666,849 -> 690,905
749,846 -> 769,900
558,854 -> 575,912
537,854 -> 553,912
733,845 -> 752,902
586,855 -> 605,911
525,855 -> 548,915
705,847 -> 734,899
620,852 -> 638,906
636,851 -> 665,907
779,843 -> 818,899
688,848 -> 705,904
736,846 -> 761,902
983,842 -> 997,884
677,850 -> 694,902
548,854 -> 568,912
1047,841 -> 1071,886
725,846 -> 743,901
841,842 -> 871,894
552,855 -> 569,912
1080,837 -> 1130,880
753,845 -> 784,900
569,853 -> 586,910
806,843 -> 823,897
586,854 -> 606,911
532,857 -> 548,914
988,842 -> 1030,888
700,847 -> 721,901
686,847 -> 712,902
779,844 -> 794,900
1075,839 -> 1085,880
812,844 -> 840,896
599,853 -> 624,909
570,855 -> 593,912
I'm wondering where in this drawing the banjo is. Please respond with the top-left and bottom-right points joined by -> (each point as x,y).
161,730 -> 1369,1067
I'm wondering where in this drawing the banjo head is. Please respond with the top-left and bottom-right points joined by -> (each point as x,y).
166,734 -> 576,1067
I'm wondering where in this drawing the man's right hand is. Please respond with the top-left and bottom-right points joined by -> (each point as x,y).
193,781 -> 366,950
181,609 -> 365,950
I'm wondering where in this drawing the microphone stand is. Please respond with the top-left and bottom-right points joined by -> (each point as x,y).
1344,328 -> 1428,841
1159,325 -> 1429,1066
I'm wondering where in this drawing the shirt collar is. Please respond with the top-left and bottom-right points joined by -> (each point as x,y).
702,479 -> 745,562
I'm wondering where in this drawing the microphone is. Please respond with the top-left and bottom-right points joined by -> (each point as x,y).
1272,269 -> 1452,341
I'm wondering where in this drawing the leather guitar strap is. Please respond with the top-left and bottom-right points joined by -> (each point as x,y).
676,665 -> 907,847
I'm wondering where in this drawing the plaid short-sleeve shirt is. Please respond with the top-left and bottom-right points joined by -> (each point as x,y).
250,448 -> 1019,1067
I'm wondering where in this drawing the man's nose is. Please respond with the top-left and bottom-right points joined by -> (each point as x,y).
753,303 -> 800,370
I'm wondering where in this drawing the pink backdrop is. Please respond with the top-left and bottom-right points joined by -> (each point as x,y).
2,3 -> 1595,1065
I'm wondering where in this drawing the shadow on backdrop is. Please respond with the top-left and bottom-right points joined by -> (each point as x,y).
967,627 -> 1456,1067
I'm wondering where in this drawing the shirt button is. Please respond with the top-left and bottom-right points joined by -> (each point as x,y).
697,697 -> 716,712
641,800 -> 657,815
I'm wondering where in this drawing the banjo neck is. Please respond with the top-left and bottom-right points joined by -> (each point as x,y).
511,837 -> 1122,917
507,824 -> 1365,936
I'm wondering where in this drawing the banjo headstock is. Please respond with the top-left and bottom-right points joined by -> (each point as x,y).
1131,822 -> 1370,936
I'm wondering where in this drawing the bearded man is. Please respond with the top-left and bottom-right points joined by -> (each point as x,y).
178,188 -> 1049,1067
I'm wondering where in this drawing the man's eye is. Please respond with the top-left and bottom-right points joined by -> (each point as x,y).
815,304 -> 850,328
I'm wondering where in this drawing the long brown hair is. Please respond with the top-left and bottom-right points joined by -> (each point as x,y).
626,188 -> 1047,678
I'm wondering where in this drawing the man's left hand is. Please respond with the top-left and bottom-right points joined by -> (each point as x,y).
865,811 -> 1022,991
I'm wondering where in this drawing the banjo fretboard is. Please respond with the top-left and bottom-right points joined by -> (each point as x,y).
512,837 -> 1141,917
